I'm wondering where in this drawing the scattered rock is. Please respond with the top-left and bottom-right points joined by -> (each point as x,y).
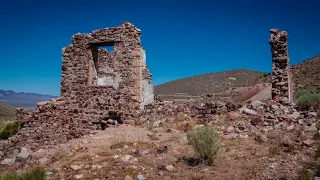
252,101 -> 265,110
288,112 -> 300,120
286,124 -> 295,131
137,174 -> 146,180
1,158 -> 15,165
200,168 -> 210,173
303,139 -> 314,147
135,149 -> 151,157
46,171 -> 53,176
281,135 -> 294,147
39,157 -> 49,165
255,134 -> 268,143
71,164 -> 83,170
303,125 -> 318,132
227,126 -> 235,133
243,108 -> 258,116
228,111 -> 240,120
74,144 -> 83,151
308,112 -> 317,117
153,120 -> 163,128
74,174 -> 84,179
165,165 -> 175,171
195,124 -> 205,129
250,117 -> 262,126
107,119 -> 115,125
16,148 -> 29,162
121,155 -> 132,162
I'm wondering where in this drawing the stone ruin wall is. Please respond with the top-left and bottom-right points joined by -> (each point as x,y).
269,29 -> 294,104
0,22 -> 154,159
61,22 -> 154,123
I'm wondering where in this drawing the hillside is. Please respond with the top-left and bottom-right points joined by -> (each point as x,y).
154,69 -> 268,99
0,101 -> 16,117
292,54 -> 320,93
0,101 -> 16,128
0,89 -> 57,109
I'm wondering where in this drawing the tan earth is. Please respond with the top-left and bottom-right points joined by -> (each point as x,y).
0,124 -> 315,180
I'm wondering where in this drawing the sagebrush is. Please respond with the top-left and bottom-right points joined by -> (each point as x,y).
294,92 -> 320,111
0,121 -> 20,140
187,126 -> 219,162
298,168 -> 314,180
1,166 -> 46,180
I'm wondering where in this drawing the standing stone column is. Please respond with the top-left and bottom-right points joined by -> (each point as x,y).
269,28 -> 293,104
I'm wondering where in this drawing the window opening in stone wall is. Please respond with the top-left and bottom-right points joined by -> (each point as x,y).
88,43 -> 119,88
99,45 -> 114,52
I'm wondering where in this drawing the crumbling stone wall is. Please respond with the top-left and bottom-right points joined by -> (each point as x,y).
61,22 -> 154,123
269,28 -> 293,104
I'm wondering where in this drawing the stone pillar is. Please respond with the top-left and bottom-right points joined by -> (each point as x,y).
269,28 -> 293,104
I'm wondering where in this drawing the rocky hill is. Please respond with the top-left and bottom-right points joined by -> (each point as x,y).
292,54 -> 320,93
0,101 -> 15,117
154,69 -> 269,100
0,89 -> 57,109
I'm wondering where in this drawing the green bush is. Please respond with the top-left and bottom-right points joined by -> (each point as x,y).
1,167 -> 46,180
187,126 -> 219,162
0,121 -> 20,140
294,92 -> 320,111
299,168 -> 314,180
294,89 -> 311,100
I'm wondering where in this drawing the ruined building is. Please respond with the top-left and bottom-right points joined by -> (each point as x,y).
269,29 -> 294,104
0,22 -> 154,158
61,22 -> 154,122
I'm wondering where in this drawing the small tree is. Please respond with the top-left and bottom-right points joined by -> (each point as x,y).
187,126 -> 219,163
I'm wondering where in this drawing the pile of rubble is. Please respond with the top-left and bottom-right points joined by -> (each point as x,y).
141,99 -> 318,139
0,98 -> 90,159
0,98 -> 124,160
212,100 -> 318,139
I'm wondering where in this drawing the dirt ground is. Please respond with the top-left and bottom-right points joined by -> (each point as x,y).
0,124 -> 316,180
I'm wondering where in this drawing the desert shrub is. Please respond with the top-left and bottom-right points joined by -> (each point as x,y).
314,144 -> 320,160
147,119 -> 154,131
268,146 -> 280,156
187,126 -> 219,162
294,89 -> 311,100
299,168 -> 314,180
294,92 -> 320,111
1,167 -> 46,180
0,121 -> 20,140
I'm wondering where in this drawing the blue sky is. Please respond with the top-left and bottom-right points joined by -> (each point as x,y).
0,0 -> 319,96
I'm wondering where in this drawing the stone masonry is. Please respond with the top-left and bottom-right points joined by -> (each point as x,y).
269,28 -> 293,104
61,22 -> 154,121
0,22 -> 154,159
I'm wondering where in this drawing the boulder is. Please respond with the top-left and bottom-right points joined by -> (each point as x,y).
16,148 -> 29,163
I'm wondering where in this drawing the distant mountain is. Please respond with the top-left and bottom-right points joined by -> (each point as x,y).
154,69 -> 269,100
0,89 -> 58,109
